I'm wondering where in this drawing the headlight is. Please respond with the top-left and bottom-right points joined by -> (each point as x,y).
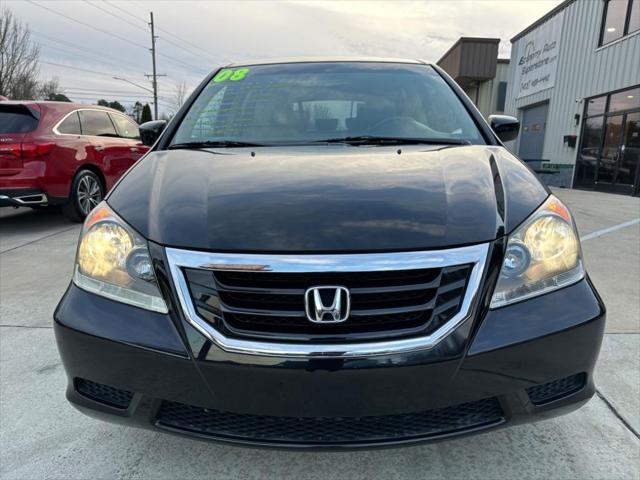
490,195 -> 584,308
73,202 -> 168,313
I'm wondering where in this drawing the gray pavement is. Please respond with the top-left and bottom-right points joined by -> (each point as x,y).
1,188 -> 639,480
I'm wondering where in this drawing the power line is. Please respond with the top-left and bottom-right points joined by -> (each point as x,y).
156,50 -> 209,74
62,86 -> 166,97
65,90 -> 160,99
157,30 -> 220,63
116,0 -> 218,64
38,45 -> 141,76
157,34 -> 215,63
96,3 -> 212,73
68,93 -> 150,100
32,33 -> 171,91
32,32 -> 145,72
26,0 -> 207,75
34,33 -> 174,92
68,95 -> 174,107
82,1 -> 149,35
40,60 -> 136,79
102,0 -> 219,63
40,60 -> 173,97
40,57 -> 172,94
25,0 -> 149,50
98,0 -> 216,62
66,92 -> 173,107
103,0 -> 148,24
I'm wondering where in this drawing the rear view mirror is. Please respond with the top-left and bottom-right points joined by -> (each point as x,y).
488,115 -> 519,143
139,120 -> 167,147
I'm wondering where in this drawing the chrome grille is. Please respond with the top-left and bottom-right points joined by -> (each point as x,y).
184,265 -> 472,342
165,244 -> 489,357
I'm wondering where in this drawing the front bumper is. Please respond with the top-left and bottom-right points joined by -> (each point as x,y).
54,274 -> 605,450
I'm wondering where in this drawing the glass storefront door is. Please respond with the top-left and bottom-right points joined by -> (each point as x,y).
619,112 -> 640,189
597,114 -> 624,184
575,85 -> 640,196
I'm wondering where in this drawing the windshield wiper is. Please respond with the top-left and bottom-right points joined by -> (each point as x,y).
168,140 -> 266,150
314,136 -> 471,146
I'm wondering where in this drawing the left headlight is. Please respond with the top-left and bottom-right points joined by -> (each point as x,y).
73,202 -> 168,313
490,195 -> 584,308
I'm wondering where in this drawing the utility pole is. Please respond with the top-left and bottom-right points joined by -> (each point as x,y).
145,12 -> 166,120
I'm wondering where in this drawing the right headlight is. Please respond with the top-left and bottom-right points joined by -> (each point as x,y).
73,202 -> 168,313
490,195 -> 584,308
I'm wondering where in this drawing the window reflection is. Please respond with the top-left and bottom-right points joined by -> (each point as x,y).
609,87 -> 640,113
630,0 -> 640,33
586,96 -> 607,117
597,115 -> 624,183
602,0 -> 629,44
619,112 -> 640,185
575,116 -> 604,186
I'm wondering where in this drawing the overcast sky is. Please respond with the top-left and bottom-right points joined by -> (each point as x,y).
3,0 -> 562,115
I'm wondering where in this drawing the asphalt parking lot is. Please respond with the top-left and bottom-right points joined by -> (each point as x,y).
1,188 -> 638,480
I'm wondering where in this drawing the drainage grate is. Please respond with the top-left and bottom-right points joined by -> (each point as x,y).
526,373 -> 586,405
75,378 -> 134,409
156,397 -> 503,445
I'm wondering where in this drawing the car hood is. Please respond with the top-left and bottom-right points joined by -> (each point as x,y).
107,145 -> 548,252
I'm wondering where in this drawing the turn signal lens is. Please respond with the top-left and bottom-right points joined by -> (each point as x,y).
490,195 -> 584,308
74,202 -> 168,313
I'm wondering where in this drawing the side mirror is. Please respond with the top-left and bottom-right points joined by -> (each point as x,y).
488,115 -> 519,143
139,120 -> 167,147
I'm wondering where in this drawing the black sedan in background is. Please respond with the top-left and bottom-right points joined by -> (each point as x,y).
54,58 -> 605,449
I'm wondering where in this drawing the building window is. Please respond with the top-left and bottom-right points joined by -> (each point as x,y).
496,82 -> 507,113
575,85 -> 640,194
586,95 -> 607,116
609,86 -> 640,112
630,0 -> 640,32
600,0 -> 640,46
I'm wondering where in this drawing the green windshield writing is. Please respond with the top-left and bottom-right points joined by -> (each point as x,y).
213,68 -> 250,83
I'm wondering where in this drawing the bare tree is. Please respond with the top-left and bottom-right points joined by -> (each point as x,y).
38,77 -> 71,101
0,7 -> 40,99
169,81 -> 188,114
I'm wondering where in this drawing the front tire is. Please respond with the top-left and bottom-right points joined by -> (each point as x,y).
62,170 -> 104,222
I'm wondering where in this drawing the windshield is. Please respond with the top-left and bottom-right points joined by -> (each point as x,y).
171,62 -> 485,146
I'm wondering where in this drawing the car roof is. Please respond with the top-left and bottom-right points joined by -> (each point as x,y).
225,56 -> 431,67
0,100 -> 125,115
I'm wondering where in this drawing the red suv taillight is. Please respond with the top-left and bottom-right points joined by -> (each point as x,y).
0,143 -> 23,171
0,141 -> 54,174
20,142 -> 55,159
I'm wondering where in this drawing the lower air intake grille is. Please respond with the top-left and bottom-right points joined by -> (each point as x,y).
526,373 -> 587,405
156,397 -> 503,444
75,378 -> 134,409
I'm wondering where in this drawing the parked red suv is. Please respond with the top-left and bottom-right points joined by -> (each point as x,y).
0,101 -> 148,221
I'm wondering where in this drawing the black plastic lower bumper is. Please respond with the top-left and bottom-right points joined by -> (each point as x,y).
0,188 -> 49,207
54,278 -> 605,450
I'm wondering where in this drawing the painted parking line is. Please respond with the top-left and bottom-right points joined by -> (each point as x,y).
581,218 -> 640,242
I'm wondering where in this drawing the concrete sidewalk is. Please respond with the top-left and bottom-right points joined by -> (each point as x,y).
1,188 -> 638,480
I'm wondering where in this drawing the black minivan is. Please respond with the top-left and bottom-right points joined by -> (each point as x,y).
54,58 -> 605,449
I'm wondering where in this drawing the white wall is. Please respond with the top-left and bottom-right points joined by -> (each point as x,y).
463,61 -> 510,118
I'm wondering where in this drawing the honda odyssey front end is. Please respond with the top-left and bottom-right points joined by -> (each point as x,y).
54,59 -> 605,449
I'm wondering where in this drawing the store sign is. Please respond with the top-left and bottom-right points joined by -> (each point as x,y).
515,11 -> 564,99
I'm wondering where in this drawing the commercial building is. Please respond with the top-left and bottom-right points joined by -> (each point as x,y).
437,38 -> 510,118
438,0 -> 639,196
505,0 -> 640,195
